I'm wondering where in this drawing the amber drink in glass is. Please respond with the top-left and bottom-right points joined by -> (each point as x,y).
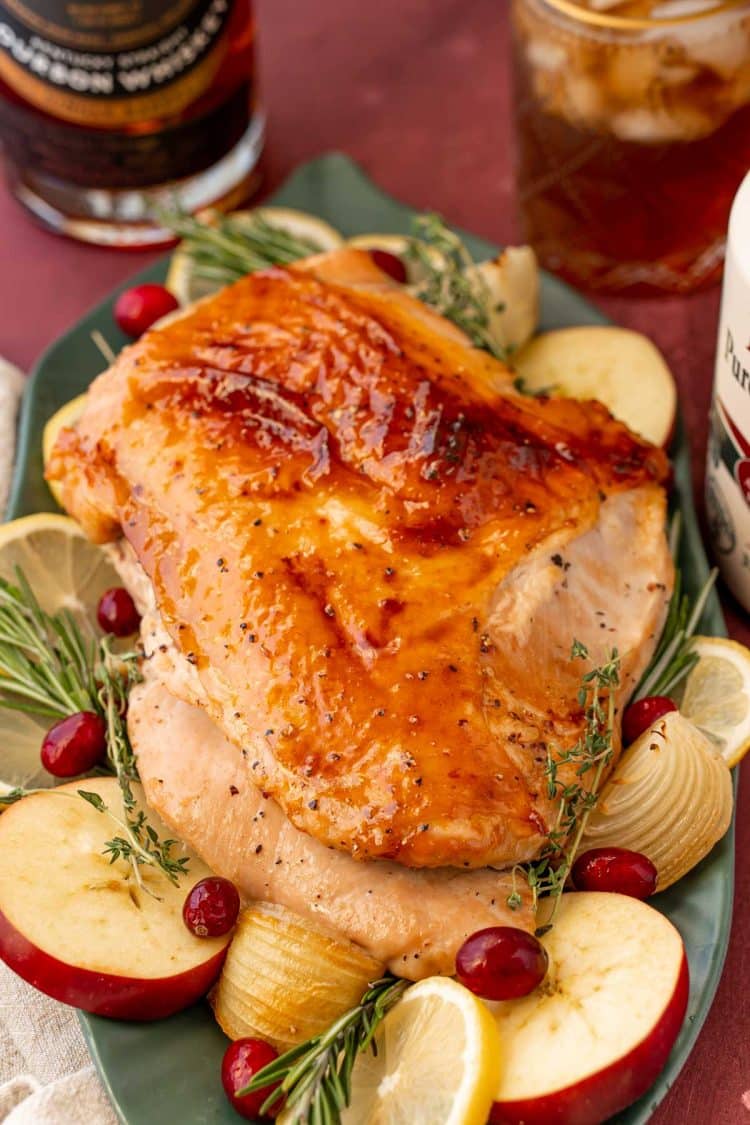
511,0 -> 750,294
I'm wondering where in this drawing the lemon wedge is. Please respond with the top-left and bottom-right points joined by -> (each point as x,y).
337,977 -> 501,1125
42,393 -> 88,506
0,514 -> 122,790
677,636 -> 750,768
166,207 -> 344,306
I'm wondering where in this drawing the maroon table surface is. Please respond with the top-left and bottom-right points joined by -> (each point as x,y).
0,1 -> 748,1121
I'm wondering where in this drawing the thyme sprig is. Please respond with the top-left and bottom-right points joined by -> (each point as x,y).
78,786 -> 189,892
1,781 -> 186,896
633,514 -> 717,701
509,643 -> 620,933
406,213 -> 506,360
159,208 -> 325,285
241,975 -> 410,1124
0,569 -> 188,892
94,650 -> 188,891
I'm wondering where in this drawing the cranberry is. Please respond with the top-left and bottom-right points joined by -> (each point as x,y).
41,711 -> 107,777
183,877 -> 240,938
96,587 -> 141,637
114,284 -> 179,338
221,1038 -> 282,1120
456,926 -> 548,1001
622,695 -> 677,745
369,248 -> 408,284
572,847 -> 658,900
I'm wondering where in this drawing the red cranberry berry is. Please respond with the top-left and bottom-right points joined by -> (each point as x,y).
96,587 -> 141,637
183,877 -> 240,938
369,248 -> 408,283
456,926 -> 548,1001
221,1038 -> 282,1120
622,695 -> 677,745
572,847 -> 658,900
41,711 -> 107,777
114,284 -> 179,338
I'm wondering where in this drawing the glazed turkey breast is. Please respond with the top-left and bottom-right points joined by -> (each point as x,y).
47,248 -> 672,870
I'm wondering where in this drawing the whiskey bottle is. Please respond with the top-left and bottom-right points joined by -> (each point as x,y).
0,0 -> 263,245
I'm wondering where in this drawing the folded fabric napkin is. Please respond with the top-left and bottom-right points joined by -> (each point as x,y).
0,360 -> 24,517
0,360 -> 116,1124
0,964 -> 116,1125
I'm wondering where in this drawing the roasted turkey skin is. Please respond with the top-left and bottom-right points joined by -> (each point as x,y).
47,249 -> 672,868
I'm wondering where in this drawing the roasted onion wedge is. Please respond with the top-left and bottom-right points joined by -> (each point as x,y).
579,711 -> 733,891
211,902 -> 384,1049
466,246 -> 539,355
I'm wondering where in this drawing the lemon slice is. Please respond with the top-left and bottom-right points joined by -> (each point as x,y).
338,977 -> 501,1125
42,393 -> 88,506
677,636 -> 750,768
166,207 -> 344,306
0,514 -> 122,790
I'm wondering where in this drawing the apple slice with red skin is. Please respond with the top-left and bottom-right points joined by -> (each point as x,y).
489,892 -> 689,1125
0,777 -> 231,1020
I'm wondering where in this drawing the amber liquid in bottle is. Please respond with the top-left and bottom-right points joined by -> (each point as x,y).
0,0 -> 264,246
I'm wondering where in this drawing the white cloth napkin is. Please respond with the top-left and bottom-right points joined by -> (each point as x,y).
0,360 -> 116,1123
0,964 -> 116,1125
0,360 -> 24,517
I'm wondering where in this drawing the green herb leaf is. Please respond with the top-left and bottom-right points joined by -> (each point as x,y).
77,789 -> 106,813
0,787 -> 26,806
406,214 -> 506,360
508,643 -> 620,929
157,208 -> 325,285
633,513 -> 717,701
241,976 -> 410,1124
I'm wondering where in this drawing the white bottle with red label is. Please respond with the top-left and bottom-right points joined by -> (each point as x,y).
706,171 -> 750,611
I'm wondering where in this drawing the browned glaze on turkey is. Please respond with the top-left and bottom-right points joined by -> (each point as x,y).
47,249 -> 672,868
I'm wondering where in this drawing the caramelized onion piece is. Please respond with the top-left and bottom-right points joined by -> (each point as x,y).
211,902 -> 384,1049
579,711 -> 732,891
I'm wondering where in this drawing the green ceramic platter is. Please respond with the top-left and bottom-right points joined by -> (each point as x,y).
7,154 -> 733,1125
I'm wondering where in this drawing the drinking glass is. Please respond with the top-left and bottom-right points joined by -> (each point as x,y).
510,0 -> 750,294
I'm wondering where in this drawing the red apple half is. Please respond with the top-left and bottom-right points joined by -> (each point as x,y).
489,892 -> 689,1125
0,777 -> 231,1020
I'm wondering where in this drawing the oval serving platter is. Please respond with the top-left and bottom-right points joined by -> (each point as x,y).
6,153 -> 733,1125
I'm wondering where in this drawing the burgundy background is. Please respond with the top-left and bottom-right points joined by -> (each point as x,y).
0,1 -> 747,1121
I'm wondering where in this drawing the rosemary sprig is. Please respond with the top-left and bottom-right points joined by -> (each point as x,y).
406,213 -> 506,360
509,643 -> 620,932
0,569 -> 188,891
241,975 -> 410,1124
633,515 -> 717,701
159,208 -> 325,284
0,570 -> 98,718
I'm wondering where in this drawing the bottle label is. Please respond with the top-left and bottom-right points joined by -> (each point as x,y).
706,184 -> 750,609
0,0 -> 232,126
